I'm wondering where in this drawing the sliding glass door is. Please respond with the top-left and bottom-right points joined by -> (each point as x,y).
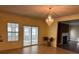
23,26 -> 38,46
23,26 -> 31,46
32,27 -> 38,45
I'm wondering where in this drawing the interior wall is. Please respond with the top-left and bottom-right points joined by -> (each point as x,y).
48,20 -> 58,47
0,12 -> 48,50
70,25 -> 79,41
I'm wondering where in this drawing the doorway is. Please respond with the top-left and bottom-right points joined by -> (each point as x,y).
57,20 -> 79,53
23,26 -> 38,46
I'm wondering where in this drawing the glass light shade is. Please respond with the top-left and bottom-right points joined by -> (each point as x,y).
45,15 -> 54,26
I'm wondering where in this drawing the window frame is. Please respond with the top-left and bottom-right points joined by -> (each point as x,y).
23,25 -> 39,46
7,23 -> 19,42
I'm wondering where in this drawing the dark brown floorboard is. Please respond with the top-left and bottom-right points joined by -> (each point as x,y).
0,45 -> 76,54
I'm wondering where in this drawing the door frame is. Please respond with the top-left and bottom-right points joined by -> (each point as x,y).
23,25 -> 39,47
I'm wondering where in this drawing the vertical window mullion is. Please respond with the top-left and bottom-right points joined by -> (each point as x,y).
11,24 -> 12,41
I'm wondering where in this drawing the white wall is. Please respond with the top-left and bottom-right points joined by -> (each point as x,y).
70,25 -> 79,41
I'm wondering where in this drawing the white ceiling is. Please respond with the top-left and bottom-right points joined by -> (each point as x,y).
0,5 -> 79,19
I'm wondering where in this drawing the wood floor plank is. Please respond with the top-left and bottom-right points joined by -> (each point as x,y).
0,45 -> 76,54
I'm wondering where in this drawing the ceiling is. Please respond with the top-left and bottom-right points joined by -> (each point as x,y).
0,5 -> 79,19
61,19 -> 79,25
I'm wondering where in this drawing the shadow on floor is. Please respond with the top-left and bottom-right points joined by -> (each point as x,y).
58,41 -> 79,53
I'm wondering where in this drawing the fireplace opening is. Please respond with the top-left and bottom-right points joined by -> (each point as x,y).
63,36 -> 68,44
61,33 -> 69,45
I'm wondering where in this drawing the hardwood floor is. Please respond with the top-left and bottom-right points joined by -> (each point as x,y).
0,45 -> 76,54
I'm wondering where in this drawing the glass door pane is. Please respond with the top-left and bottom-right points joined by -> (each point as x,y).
23,26 -> 31,46
32,27 -> 38,45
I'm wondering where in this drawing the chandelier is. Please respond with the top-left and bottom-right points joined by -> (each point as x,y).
45,8 -> 54,26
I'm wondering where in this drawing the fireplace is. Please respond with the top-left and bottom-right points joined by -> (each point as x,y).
62,33 -> 69,45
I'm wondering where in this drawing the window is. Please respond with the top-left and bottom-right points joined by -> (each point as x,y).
32,27 -> 38,44
24,26 -> 31,46
8,23 -> 19,41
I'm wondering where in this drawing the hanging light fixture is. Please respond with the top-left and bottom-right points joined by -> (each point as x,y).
45,7 -> 54,26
